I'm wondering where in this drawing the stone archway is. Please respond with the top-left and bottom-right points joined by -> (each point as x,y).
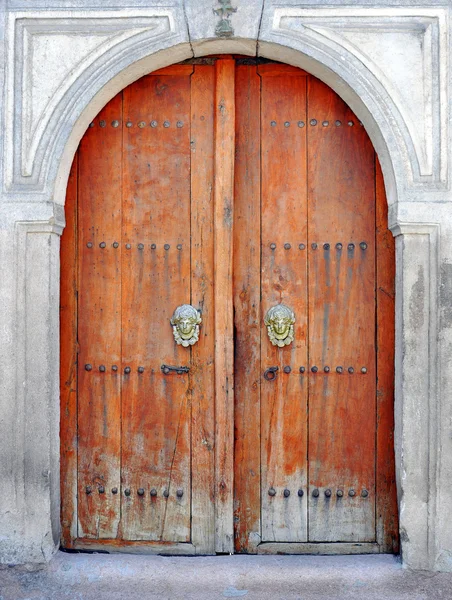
0,4 -> 446,570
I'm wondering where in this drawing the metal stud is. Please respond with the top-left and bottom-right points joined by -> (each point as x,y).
99,486 -> 105,494
311,243 -> 318,250
99,242 -> 106,248
137,488 -> 145,496
126,122 -> 133,128
335,120 -> 342,127
112,120 -> 119,128
89,122 -> 95,128
360,242 -> 368,250
361,367 -> 367,374
138,366 -> 144,374
85,364 -> 92,371
324,489 -> 332,497
176,489 -> 184,498
311,366 -> 318,373
268,488 -> 276,497
163,489 -> 169,498
151,243 -> 156,249
86,486 -> 92,494
99,120 -> 106,128
112,487 -> 118,494
361,489 -> 369,498
86,242 -> 93,248
176,121 -> 183,128
322,121 -> 329,127
99,365 -> 106,373
138,121 -> 146,128
298,489 -> 304,497
284,243 -> 291,250
151,120 -> 158,128
283,489 -> 290,498
113,242 -> 119,248
138,243 -> 144,250
312,489 -> 320,498
348,243 -> 355,250
299,367 -> 305,374
163,121 -> 170,128
124,488 -> 131,496
124,367 -> 131,374
348,367 -> 354,374
337,489 -> 344,497
126,243 -> 131,249
177,244 -> 182,250
284,366 -> 291,374
299,243 -> 306,250
284,121 -> 290,128
323,243 -> 330,250
150,488 -> 157,497
336,366 -> 343,374
348,121 -> 354,127
336,243 -> 343,250
164,244 -> 170,250
298,121 -> 305,128
270,121 -> 276,127
324,366 -> 330,373
270,243 -> 276,250
349,489 -> 356,497
310,119 -> 317,126
112,365 -> 118,372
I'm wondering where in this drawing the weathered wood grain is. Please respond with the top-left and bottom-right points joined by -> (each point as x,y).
214,58 -> 235,553
259,64 -> 308,543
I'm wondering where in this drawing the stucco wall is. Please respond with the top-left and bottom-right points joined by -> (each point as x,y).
0,0 -> 451,571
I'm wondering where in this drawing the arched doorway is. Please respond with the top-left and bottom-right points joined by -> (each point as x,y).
60,57 -> 398,555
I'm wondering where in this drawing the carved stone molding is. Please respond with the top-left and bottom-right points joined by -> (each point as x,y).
263,7 -> 448,188
4,9 -> 187,193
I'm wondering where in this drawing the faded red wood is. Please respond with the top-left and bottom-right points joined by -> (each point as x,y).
307,77 -> 376,542
120,68 -> 192,542
214,57 -> 235,553
60,154 -> 78,547
190,64 -> 216,553
376,158 -> 399,552
77,95 -> 123,538
233,64 -> 261,553
259,64 -> 308,542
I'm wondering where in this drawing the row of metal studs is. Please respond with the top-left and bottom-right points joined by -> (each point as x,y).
90,120 -> 185,128
268,488 -> 369,498
85,485 -> 183,497
85,242 -> 183,250
268,242 -> 368,250
269,119 -> 361,127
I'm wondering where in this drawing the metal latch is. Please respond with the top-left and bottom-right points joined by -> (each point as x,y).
161,364 -> 190,375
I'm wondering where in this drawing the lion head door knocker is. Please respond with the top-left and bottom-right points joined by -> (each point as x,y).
264,304 -> 295,347
170,304 -> 202,347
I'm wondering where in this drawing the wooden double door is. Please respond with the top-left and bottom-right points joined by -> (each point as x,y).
60,58 -> 398,555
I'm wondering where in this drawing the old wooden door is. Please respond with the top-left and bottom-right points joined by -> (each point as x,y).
233,62 -> 398,554
61,58 -> 397,554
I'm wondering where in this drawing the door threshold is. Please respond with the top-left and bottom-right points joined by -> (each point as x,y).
257,542 -> 380,555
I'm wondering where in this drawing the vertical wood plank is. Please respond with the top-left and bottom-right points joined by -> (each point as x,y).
233,65 -> 261,553
77,95 -> 122,539
120,68 -> 192,542
307,77 -> 376,542
259,65 -> 308,542
376,158 -> 399,552
60,154 -> 78,547
214,57 -> 235,553
190,64 -> 216,554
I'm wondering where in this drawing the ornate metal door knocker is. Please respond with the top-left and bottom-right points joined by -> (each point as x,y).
264,304 -> 295,347
170,304 -> 202,347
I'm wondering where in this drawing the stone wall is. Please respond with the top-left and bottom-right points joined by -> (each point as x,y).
0,0 -> 450,571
